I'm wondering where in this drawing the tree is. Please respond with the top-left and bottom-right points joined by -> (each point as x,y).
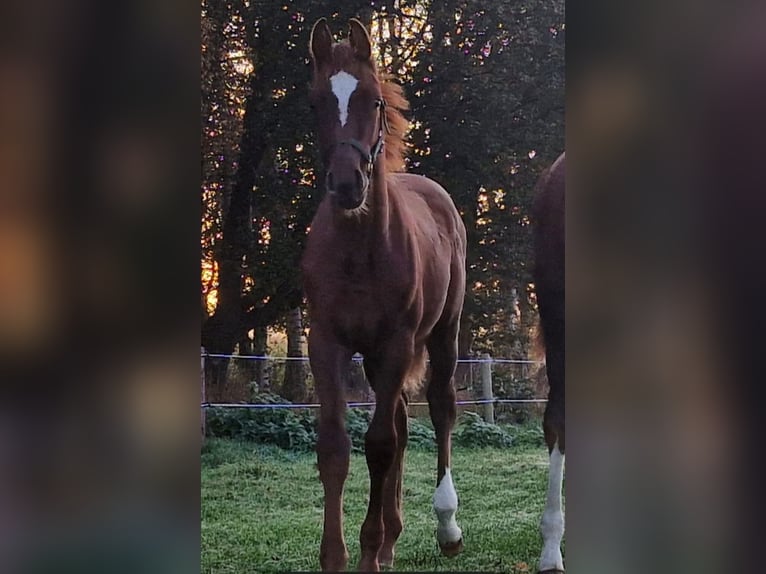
282,306 -> 306,401
201,1 -> 377,395
407,0 -> 564,359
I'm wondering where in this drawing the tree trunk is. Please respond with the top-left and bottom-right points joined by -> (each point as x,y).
238,331 -> 257,388
252,325 -> 268,391
282,306 -> 306,402
202,2 -> 271,359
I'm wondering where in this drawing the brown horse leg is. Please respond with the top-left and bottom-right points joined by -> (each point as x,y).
426,326 -> 463,557
358,350 -> 409,571
539,337 -> 565,573
310,327 -> 352,572
379,393 -> 408,567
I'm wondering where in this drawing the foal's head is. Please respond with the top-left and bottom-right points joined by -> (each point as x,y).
309,19 -> 386,212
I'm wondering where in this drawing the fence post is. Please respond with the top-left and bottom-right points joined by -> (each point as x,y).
201,346 -> 206,443
481,353 -> 494,424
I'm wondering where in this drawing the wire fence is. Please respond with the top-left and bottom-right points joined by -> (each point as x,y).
202,398 -> 547,409
203,353 -> 540,365
201,349 -> 548,427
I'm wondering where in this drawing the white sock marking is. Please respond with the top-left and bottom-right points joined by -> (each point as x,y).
330,71 -> 358,127
539,442 -> 565,571
433,468 -> 462,545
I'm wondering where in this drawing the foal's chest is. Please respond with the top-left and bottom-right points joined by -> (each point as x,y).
324,253 -> 408,348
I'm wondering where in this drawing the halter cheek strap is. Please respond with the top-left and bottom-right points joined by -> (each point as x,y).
336,98 -> 389,175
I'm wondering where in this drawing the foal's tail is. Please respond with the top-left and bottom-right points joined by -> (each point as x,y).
403,348 -> 428,396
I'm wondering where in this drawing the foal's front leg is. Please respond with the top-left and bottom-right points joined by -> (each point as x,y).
379,393 -> 408,568
310,327 -> 352,572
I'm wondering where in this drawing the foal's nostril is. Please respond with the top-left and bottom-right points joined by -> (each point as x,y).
355,169 -> 365,190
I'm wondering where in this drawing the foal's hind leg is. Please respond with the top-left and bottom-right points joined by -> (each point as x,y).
358,343 -> 411,572
539,334 -> 565,573
426,325 -> 463,557
380,393 -> 408,568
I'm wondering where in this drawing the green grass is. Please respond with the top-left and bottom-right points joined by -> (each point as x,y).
202,438 -> 563,573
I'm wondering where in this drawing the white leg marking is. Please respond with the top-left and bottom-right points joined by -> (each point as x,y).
433,468 -> 462,545
539,442 -> 565,571
329,71 -> 358,127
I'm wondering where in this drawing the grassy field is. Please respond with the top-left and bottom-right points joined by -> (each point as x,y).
202,437 -> 563,573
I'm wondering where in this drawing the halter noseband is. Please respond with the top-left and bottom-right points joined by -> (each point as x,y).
335,98 -> 389,175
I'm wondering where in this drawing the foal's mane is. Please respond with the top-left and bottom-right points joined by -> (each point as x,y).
379,75 -> 409,173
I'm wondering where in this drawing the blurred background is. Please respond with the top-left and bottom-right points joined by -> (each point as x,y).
0,0 -> 199,572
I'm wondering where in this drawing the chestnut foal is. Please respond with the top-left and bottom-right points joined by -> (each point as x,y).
301,18 -> 467,572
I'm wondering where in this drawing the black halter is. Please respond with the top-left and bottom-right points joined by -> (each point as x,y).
335,98 -> 389,176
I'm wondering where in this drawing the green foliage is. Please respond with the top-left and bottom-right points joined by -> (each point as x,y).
206,400 -> 372,453
207,395 -> 539,453
207,404 -> 528,452
206,405 -> 317,451
453,411 -> 515,449
251,390 -> 293,405
510,422 -> 546,449
345,408 -> 372,453
407,416 -> 437,450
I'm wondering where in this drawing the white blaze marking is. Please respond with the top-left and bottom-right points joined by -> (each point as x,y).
330,71 -> 358,127
433,468 -> 462,545
539,442 -> 565,571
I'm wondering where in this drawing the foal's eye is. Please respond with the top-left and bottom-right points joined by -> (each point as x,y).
374,99 -> 383,109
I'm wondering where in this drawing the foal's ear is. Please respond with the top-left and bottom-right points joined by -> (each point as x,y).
310,18 -> 333,68
348,18 -> 372,61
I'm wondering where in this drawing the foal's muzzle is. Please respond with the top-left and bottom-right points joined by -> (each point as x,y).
326,149 -> 370,210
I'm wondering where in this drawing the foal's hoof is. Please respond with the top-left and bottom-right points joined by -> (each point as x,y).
379,551 -> 395,569
378,549 -> 394,569
357,558 -> 379,572
538,570 -> 565,573
439,537 -> 464,557
319,550 -> 349,572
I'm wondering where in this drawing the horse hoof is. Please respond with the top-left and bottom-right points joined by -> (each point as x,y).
357,559 -> 379,572
320,551 -> 349,572
379,552 -> 394,569
439,537 -> 464,557
321,561 -> 348,572
538,570 -> 564,573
